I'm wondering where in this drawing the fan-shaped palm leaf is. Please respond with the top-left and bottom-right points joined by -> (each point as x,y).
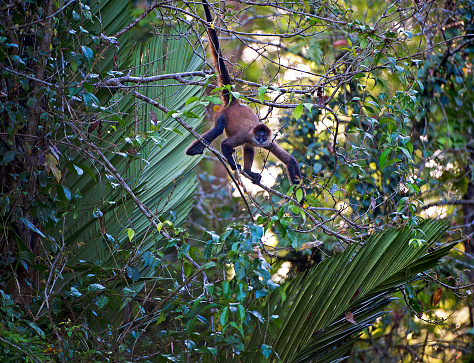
62,3 -> 205,267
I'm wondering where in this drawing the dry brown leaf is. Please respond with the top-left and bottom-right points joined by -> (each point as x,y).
345,311 -> 357,325
432,287 -> 442,307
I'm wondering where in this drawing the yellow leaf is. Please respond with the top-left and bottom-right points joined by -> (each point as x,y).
213,105 -> 221,112
45,153 -> 61,183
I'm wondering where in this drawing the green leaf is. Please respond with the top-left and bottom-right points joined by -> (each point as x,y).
205,95 -> 222,104
183,260 -> 192,277
222,280 -> 230,299
68,163 -> 83,176
185,96 -> 200,106
126,265 -> 140,281
294,104 -> 303,120
178,243 -> 190,259
379,117 -> 393,124
73,162 -> 96,182
81,45 -> 93,60
27,322 -> 45,339
165,110 -> 177,118
26,98 -> 36,107
304,194 -> 319,207
84,82 -> 94,93
1,151 -> 15,166
88,283 -> 105,292
398,147 -> 413,161
365,100 -> 380,109
20,217 -> 45,238
258,86 -> 267,102
380,149 -> 391,170
183,110 -> 200,119
363,105 -> 375,114
229,321 -> 244,336
82,92 -> 99,109
71,59 -> 78,72
56,184 -> 72,202
404,283 -> 422,313
384,158 -> 401,169
201,261 -> 217,270
313,162 -> 322,174
416,80 -> 424,92
220,306 -> 229,326
237,304 -> 245,321
95,295 -> 109,309
126,228 -> 135,242
261,344 -> 272,358
374,52 -> 381,66
69,287 -> 82,297
296,188 -> 304,203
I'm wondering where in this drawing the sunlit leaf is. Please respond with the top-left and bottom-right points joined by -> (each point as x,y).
294,104 -> 303,120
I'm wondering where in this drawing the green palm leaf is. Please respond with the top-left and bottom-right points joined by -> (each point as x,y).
62,4 -> 205,266
244,220 -> 452,362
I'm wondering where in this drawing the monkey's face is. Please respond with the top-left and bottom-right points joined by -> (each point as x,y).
253,129 -> 270,147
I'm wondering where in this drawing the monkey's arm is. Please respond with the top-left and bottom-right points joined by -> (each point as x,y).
186,114 -> 226,155
268,143 -> 302,185
243,146 -> 262,184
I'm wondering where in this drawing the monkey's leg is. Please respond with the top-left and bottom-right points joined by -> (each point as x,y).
186,114 -> 226,155
221,135 -> 246,170
243,146 -> 262,184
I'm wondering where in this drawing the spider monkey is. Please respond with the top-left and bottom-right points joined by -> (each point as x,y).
186,0 -> 303,189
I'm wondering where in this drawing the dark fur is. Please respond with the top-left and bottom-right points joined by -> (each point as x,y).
186,0 -> 303,188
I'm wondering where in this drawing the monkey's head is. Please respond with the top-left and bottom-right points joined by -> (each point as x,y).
251,124 -> 272,147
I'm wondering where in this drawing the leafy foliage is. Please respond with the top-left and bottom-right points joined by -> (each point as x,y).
0,0 -> 471,362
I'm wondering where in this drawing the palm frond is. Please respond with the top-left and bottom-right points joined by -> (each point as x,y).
244,220 -> 452,362
62,4 -> 205,266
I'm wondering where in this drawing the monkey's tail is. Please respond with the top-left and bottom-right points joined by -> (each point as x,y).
202,0 -> 231,105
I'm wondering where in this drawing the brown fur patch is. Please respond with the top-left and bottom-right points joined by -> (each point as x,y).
222,103 -> 259,137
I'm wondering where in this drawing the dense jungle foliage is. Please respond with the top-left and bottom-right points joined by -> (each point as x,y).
0,0 -> 473,362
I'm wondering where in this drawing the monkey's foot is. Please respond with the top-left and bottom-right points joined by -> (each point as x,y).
186,139 -> 209,155
247,171 -> 262,184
